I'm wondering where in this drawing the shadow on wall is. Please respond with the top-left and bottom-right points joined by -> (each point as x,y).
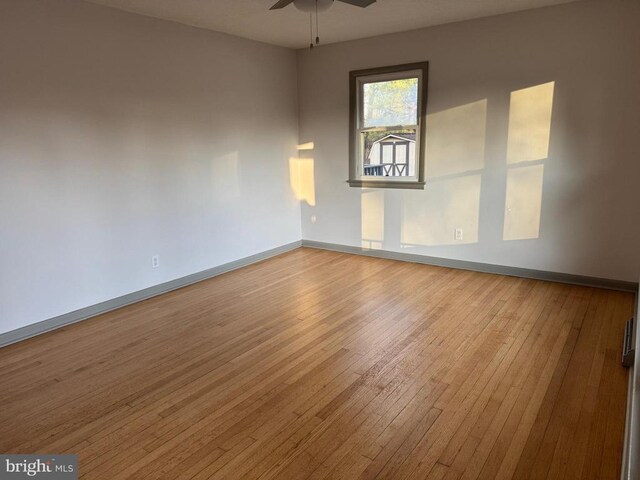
402,99 -> 487,247
359,81 -> 555,250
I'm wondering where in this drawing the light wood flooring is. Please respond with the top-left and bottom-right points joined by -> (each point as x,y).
0,247 -> 634,479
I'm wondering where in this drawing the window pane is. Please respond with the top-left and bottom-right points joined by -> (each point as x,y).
362,129 -> 417,178
362,78 -> 418,128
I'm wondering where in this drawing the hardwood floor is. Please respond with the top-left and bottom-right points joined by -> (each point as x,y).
0,247 -> 634,479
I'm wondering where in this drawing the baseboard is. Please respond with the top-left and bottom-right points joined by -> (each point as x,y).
621,293 -> 640,480
0,240 -> 302,349
3,238 -> 635,349
301,240 -> 638,292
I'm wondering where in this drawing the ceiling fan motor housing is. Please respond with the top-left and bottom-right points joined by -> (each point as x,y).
293,0 -> 333,13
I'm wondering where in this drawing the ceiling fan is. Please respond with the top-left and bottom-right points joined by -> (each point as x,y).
270,0 -> 376,48
269,0 -> 376,11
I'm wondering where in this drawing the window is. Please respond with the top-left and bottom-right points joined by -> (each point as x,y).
349,62 -> 428,189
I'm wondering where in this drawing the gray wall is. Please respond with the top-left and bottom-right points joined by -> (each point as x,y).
297,0 -> 640,282
0,0 -> 301,334
2,0 -> 639,337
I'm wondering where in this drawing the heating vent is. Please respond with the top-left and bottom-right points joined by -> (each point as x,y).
622,317 -> 635,367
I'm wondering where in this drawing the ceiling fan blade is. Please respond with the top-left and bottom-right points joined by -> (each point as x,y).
270,0 -> 295,10
337,0 -> 376,7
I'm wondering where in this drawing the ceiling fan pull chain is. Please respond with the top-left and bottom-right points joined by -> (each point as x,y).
315,0 -> 320,45
269,0 -> 377,46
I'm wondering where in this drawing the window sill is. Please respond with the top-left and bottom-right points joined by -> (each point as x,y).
347,179 -> 425,190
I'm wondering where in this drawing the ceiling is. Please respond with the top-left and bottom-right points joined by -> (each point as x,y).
83,0 -> 582,49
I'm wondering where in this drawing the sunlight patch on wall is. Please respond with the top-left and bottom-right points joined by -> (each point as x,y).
289,157 -> 315,206
211,151 -> 240,201
401,175 -> 481,246
507,82 -> 554,164
361,190 -> 384,250
426,99 -> 487,178
297,142 -> 315,151
503,164 -> 544,240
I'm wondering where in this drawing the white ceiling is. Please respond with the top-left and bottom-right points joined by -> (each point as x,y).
83,0 -> 582,49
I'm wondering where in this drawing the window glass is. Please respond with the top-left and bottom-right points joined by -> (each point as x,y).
361,128 -> 416,178
362,78 -> 418,128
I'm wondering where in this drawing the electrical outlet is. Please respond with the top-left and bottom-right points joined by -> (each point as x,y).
151,255 -> 160,268
454,228 -> 463,241
311,215 -> 317,224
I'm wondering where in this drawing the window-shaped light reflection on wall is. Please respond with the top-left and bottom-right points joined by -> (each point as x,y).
503,82 -> 554,241
506,82 -> 554,164
289,157 -> 315,206
503,164 -> 545,241
361,190 -> 384,249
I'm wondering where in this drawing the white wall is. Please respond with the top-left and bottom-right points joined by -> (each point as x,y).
0,0 -> 301,334
297,0 -> 640,282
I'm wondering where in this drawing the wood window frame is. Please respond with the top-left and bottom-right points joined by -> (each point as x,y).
348,62 -> 428,189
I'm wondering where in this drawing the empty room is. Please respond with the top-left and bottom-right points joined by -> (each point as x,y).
1,0 -> 640,478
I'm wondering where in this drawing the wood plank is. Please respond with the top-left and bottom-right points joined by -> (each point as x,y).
0,248 -> 632,479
